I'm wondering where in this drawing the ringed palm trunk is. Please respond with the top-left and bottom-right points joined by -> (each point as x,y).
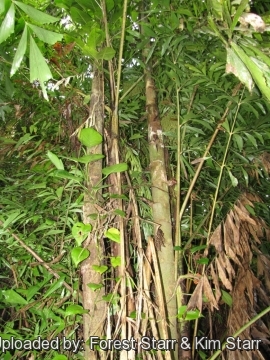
81,68 -> 106,360
145,68 -> 178,358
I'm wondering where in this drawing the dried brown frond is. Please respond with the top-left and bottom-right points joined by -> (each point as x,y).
208,192 -> 270,359
259,152 -> 270,173
187,276 -> 203,313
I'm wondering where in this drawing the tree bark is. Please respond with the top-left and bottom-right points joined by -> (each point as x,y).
145,70 -> 178,359
81,68 -> 106,360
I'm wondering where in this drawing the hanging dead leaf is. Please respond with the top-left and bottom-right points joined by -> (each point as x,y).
53,42 -> 63,56
259,152 -> 270,173
62,42 -> 75,55
193,273 -> 202,284
234,204 -> 256,225
210,263 -> 221,303
202,274 -> 219,311
187,277 -> 203,313
227,211 -> 240,245
218,253 -> 235,283
209,224 -> 223,253
215,256 -> 232,291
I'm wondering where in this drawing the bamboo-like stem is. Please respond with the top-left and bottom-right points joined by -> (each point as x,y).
175,86 -> 197,359
114,0 -> 128,117
150,238 -> 173,360
101,0 -> 115,105
191,86 -> 243,359
105,1 -> 129,359
178,84 -> 242,224
209,306 -> 270,360
205,88 -> 244,249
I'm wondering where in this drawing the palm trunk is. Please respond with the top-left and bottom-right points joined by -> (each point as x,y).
145,69 -> 178,359
81,68 -> 106,360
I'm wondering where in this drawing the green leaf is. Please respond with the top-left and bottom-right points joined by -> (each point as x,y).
65,305 -> 88,316
140,23 -> 156,38
1,289 -> 27,305
43,276 -> 65,298
114,209 -> 126,217
71,247 -> 90,267
102,293 -> 119,303
25,285 -> 42,301
230,0 -> 249,31
111,256 -> 121,268
14,1 -> 59,23
56,186 -> 64,198
97,47 -> 116,60
2,211 -> 20,228
129,134 -> 143,140
76,154 -> 104,163
221,118 -> 230,132
86,27 -> 104,48
244,132 -> 257,147
190,245 -> 207,254
0,137 -> 16,144
54,0 -> 73,10
81,45 -> 98,58
109,194 -> 129,200
185,309 -> 202,321
231,42 -> 270,101
47,150 -> 64,170
254,131 -> 264,144
78,128 -> 103,147
87,283 -> 103,291
0,1 -> 5,14
196,257 -> 209,265
208,0 -> 223,20
207,16 -> 227,44
221,289 -> 232,307
245,204 -> 255,216
126,29 -> 140,39
233,133 -> 243,152
161,36 -> 173,57
228,170 -> 238,187
10,25 -> 28,76
72,222 -> 92,246
28,24 -> 63,45
129,310 -> 137,319
241,167 -> 249,186
226,47 -> 253,91
177,305 -> 202,320
70,6 -> 91,24
102,163 -> 128,177
51,170 -> 81,182
105,228 -> 120,243
52,356 -> 68,360
241,43 -> 270,69
0,3 -> 15,44
29,36 -> 52,100
145,42 -> 157,64
92,265 -> 108,274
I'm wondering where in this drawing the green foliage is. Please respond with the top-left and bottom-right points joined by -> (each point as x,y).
71,247 -> 90,267
105,228 -> 120,243
0,1 -> 63,99
177,305 -> 203,321
78,128 -> 103,148
0,3 -> 15,44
